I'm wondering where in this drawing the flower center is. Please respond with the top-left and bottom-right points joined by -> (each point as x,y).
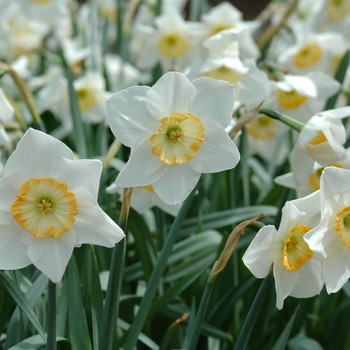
150,112 -> 205,165
293,42 -> 322,68
76,87 -> 97,111
334,206 -> 350,247
278,90 -> 308,109
328,0 -> 350,20
11,177 -> 79,239
204,66 -> 242,84
246,116 -> 277,140
282,225 -> 313,270
157,33 -> 188,58
308,130 -> 327,145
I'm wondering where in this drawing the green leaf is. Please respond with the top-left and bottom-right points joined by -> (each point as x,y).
0,272 -> 46,342
65,255 -> 92,350
150,268 -> 206,318
324,49 -> 350,110
81,246 -> 104,350
271,306 -> 299,350
128,208 -> 158,282
6,272 -> 47,347
8,335 -> 69,350
180,206 -> 277,235
117,318 -> 159,350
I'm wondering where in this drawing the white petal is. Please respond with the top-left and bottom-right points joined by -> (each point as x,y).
0,174 -> 26,225
308,71 -> 341,99
107,86 -> 157,148
146,72 -> 196,120
0,224 -> 31,269
25,229 -> 77,283
0,87 -> 14,122
242,225 -> 280,278
289,260 -> 323,298
319,106 -> 350,119
116,138 -> 166,187
323,249 -> 350,293
52,158 -> 102,200
284,75 -> 317,98
189,120 -> 240,173
274,260 -> 298,309
4,128 -> 73,177
274,172 -> 298,190
74,189 -> 124,246
191,77 -> 235,127
152,164 -> 200,205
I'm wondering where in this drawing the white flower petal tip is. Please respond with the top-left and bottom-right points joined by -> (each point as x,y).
0,128 -> 124,283
107,71 -> 240,205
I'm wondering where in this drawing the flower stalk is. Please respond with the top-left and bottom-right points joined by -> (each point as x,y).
99,187 -> 132,350
260,108 -> 305,132
46,279 -> 56,350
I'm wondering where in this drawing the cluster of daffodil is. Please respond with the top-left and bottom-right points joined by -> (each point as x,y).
1,0 -> 350,349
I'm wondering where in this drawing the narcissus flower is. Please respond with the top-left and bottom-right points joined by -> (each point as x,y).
107,71 -> 240,205
0,128 -> 124,283
243,192 -> 323,309
305,167 -> 350,293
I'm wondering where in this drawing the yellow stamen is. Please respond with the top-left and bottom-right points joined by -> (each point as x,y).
157,33 -> 188,58
328,0 -> 350,20
293,42 -> 322,68
335,206 -> 350,247
38,198 -> 53,215
308,130 -> 327,145
150,112 -> 205,165
246,116 -> 277,139
144,185 -> 155,192
282,225 -> 313,270
76,87 -> 97,111
12,177 -> 79,239
204,66 -> 242,84
279,90 -> 308,109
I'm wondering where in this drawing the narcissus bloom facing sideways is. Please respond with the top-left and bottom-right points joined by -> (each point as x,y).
107,71 -> 240,205
0,128 -> 124,283
305,167 -> 350,293
243,192 -> 323,309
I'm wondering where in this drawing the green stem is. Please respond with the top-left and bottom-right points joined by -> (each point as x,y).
186,279 -> 215,350
123,186 -> 198,350
233,275 -> 273,350
260,108 -> 305,132
100,188 -> 131,350
46,280 -> 56,350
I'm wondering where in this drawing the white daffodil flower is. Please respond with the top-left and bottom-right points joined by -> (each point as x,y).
201,1 -> 243,37
200,28 -> 268,108
243,192 -> 323,309
107,71 -> 240,205
275,148 -> 350,198
278,32 -> 347,75
0,128 -> 124,283
264,72 -> 340,123
305,167 -> 350,293
37,71 -> 111,130
293,106 -> 350,165
132,11 -> 205,72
